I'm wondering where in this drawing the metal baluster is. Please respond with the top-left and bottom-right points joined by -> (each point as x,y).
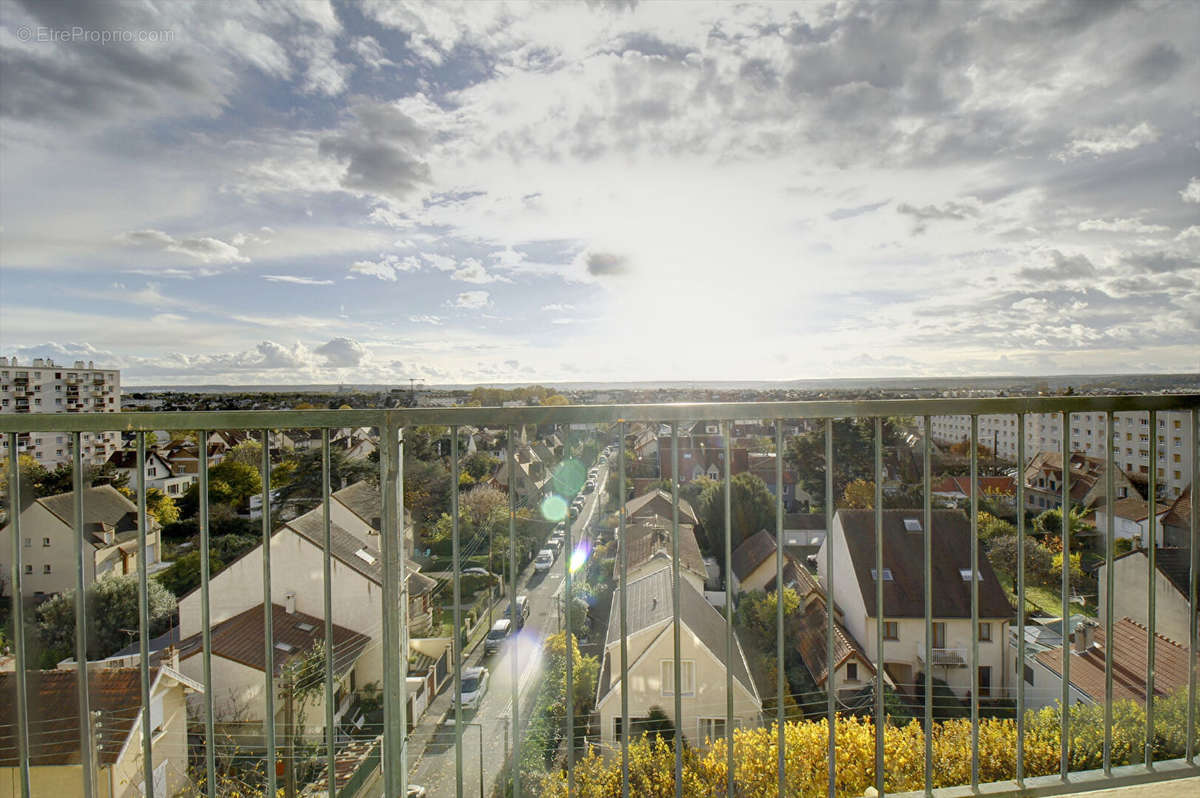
970,415 -> 980,790
724,421 -> 735,798
923,417 -> 933,796
380,417 -> 407,797
5,434 -> 31,798
671,422 -> 683,797
198,429 -> 216,797
1060,412 -> 1071,781
565,425 -> 575,798
874,417 -> 884,797
1189,407 -> 1199,763
451,425 -> 464,798
1016,415 -> 1026,786
71,433 -> 95,798
776,419 -> 786,798
261,430 -> 277,797
136,433 -> 154,797
322,430 -> 336,793
1147,412 -> 1157,768
1104,411 -> 1115,775
508,425 -> 522,798
826,418 -> 837,798
616,421 -> 630,796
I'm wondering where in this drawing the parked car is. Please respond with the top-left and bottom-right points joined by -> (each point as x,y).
484,619 -> 512,655
583,481 -> 595,494
454,666 -> 489,710
462,567 -> 490,577
568,505 -> 579,519
405,786 -> 429,798
508,594 -> 529,628
534,549 -> 555,572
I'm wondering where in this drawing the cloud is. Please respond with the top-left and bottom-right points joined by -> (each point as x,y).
1077,217 -> 1169,234
262,274 -> 334,285
1181,178 -> 1200,204
896,200 -> 979,234
541,303 -> 575,312
585,251 -> 631,276
1120,252 -> 1198,275
1057,122 -> 1159,160
1017,250 -> 1096,282
348,254 -> 421,281
118,229 -> 249,264
351,36 -> 395,70
409,315 -> 444,325
314,337 -> 368,367
449,291 -> 491,310
318,98 -> 431,200
450,258 -> 509,284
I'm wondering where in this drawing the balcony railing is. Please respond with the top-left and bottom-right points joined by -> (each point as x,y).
2,395 -> 1199,798
916,647 -> 968,667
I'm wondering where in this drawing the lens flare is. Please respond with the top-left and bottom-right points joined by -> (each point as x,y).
569,539 -> 591,573
540,494 -> 567,522
551,458 -> 586,497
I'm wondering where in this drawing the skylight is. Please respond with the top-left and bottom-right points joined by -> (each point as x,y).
355,548 -> 377,565
295,622 -> 315,633
960,569 -> 983,581
903,519 -> 922,532
275,642 -> 295,653
870,568 -> 893,581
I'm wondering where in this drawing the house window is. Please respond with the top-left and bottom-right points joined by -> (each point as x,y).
150,693 -> 164,733
661,660 -> 695,696
979,666 -> 992,698
24,565 -> 32,575
932,622 -> 947,648
43,564 -> 51,574
1024,664 -> 1035,686
23,538 -> 31,548
883,621 -> 899,640
42,538 -> 50,547
846,662 -> 859,681
979,622 -> 992,642
1174,453 -> 1182,463
699,717 -> 727,742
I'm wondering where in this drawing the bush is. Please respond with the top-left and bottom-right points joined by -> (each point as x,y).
36,574 -> 176,660
987,535 -> 1054,585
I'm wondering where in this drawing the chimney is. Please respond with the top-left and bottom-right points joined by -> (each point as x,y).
1132,533 -> 1142,550
285,592 -> 296,614
164,645 -> 179,670
1073,621 -> 1095,653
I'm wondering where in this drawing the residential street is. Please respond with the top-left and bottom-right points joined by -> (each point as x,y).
368,459 -> 610,798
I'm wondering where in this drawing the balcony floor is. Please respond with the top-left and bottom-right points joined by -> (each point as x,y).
1048,777 -> 1200,798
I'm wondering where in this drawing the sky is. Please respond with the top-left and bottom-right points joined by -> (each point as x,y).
1,0 -> 1198,386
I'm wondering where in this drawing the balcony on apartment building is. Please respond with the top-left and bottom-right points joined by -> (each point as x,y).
1,394 -> 1198,798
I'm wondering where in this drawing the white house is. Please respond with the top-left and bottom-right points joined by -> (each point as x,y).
1098,547 -> 1196,648
1089,497 -> 1171,548
0,664 -> 200,798
819,509 -> 1013,699
0,485 -> 160,598
623,521 -> 708,593
595,566 -> 761,749
107,448 -> 195,497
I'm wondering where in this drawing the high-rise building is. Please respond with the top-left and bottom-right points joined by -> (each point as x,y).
930,410 -> 1193,500
0,357 -> 121,468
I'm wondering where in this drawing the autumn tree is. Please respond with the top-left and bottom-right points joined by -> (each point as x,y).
842,478 -> 875,509
696,472 -> 777,555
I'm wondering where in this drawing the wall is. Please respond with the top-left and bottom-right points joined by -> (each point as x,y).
0,503 -> 80,596
1100,553 -> 1194,646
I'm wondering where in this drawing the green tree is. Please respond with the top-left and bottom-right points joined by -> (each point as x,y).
223,439 -> 263,469
0,454 -> 49,511
209,459 -> 263,505
271,446 -> 373,514
842,478 -> 876,509
986,535 -> 1055,586
785,418 -> 902,507
145,488 -> 180,525
36,574 -> 176,660
977,511 -> 1016,541
461,451 -> 499,481
155,550 -> 226,597
696,472 -> 777,554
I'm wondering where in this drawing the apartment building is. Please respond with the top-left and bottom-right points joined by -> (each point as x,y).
930,410 -> 1193,500
0,357 -> 121,468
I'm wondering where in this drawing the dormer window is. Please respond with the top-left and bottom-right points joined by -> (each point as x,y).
903,519 -> 921,532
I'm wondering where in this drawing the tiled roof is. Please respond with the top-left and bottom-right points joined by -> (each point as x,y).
0,667 -> 156,766
602,566 -> 755,698
794,600 -> 873,686
623,489 -> 699,527
286,507 -> 435,595
36,485 -> 139,540
333,481 -> 382,529
732,529 -> 777,582
624,521 -> 706,579
1035,617 -> 1197,705
931,476 -> 1016,497
784,513 -> 826,531
179,603 -> 369,676
836,509 -> 1012,619
1162,486 -> 1192,529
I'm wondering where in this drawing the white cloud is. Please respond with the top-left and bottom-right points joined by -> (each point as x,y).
450,257 -> 509,284
314,337 -> 369,367
409,315 -> 444,325
348,254 -> 421,281
262,274 -> 335,285
449,290 -> 491,310
1058,122 -> 1159,160
118,229 -> 249,264
1078,217 -> 1169,234
541,303 -> 575,312
1181,178 -> 1200,204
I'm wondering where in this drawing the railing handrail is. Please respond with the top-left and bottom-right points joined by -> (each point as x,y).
2,392 -> 1198,433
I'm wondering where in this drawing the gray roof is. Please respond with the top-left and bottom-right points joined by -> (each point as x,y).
36,485 -> 141,544
333,480 -> 413,531
836,509 -> 1012,619
603,566 -> 755,698
732,529 -> 777,582
285,508 -> 435,596
624,489 -> 699,527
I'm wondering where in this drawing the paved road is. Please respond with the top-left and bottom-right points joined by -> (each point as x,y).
383,457 -> 611,798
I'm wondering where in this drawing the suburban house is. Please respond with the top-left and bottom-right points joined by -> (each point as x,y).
0,486 -> 160,598
595,566 -> 761,748
0,665 -> 201,798
623,489 -> 701,528
780,513 -> 827,569
489,458 -> 545,507
106,449 -> 195,497
1023,452 -> 1138,513
1097,547 -> 1196,647
177,602 -> 371,738
731,529 -> 791,595
818,509 -> 1013,699
747,453 -> 807,512
1159,487 -> 1193,548
931,475 -> 1016,509
658,437 -> 748,484
623,521 -> 708,592
1087,497 -> 1172,547
1025,617 -> 1195,709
